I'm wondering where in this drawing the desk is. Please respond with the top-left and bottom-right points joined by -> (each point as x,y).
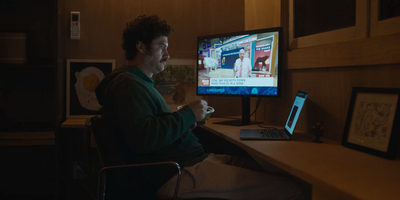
61,118 -> 87,129
60,118 -> 400,199
61,118 -> 96,146
204,117 -> 400,200
59,118 -> 97,199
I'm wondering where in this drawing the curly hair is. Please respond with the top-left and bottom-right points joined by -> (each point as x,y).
122,15 -> 174,61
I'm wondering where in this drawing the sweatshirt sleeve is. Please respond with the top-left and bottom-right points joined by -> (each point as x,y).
107,75 -> 196,153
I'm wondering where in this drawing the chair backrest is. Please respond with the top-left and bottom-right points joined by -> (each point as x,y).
87,115 -> 142,199
87,116 -> 182,200
86,115 -> 125,167
86,116 -> 223,200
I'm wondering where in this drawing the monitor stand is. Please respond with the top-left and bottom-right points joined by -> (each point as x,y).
213,97 -> 263,126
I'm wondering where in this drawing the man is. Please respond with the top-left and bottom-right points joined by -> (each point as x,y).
96,15 -> 208,167
96,15 -> 303,200
234,49 -> 252,78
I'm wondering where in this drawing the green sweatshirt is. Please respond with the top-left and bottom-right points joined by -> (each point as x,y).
95,66 -> 207,167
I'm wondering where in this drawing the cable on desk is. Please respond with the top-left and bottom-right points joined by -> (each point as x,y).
252,97 -> 277,129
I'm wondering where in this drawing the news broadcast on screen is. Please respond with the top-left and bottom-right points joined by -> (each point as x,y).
196,28 -> 281,97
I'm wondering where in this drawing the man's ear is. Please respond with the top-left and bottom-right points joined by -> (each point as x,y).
136,42 -> 145,53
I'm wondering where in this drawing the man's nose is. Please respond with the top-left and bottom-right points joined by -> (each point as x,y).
164,50 -> 170,59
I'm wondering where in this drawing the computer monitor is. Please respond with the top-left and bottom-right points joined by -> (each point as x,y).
196,27 -> 282,126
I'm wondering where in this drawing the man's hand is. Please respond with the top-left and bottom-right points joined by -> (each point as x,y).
188,121 -> 207,130
186,100 -> 208,122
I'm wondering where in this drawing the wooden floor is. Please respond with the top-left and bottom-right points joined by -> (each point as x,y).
0,144 -> 97,200
0,145 -> 57,199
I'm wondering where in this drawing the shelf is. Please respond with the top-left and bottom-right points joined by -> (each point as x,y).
0,131 -> 55,146
0,63 -> 55,68
287,32 -> 400,69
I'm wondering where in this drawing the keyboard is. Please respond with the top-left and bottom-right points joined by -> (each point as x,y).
260,129 -> 285,138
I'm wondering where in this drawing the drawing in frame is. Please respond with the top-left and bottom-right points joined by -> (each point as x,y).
342,87 -> 400,159
66,59 -> 115,118
152,58 -> 202,111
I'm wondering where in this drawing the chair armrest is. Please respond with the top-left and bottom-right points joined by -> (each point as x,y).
98,161 -> 181,200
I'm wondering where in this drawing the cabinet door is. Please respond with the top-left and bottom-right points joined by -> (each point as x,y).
370,0 -> 400,36
289,0 -> 368,49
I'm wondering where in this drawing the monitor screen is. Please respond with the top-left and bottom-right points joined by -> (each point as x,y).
285,91 -> 308,135
196,27 -> 282,98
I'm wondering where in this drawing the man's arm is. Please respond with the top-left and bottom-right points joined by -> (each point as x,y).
109,78 -> 196,153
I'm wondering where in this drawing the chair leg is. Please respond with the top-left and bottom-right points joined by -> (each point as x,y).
98,171 -> 106,200
173,168 -> 182,200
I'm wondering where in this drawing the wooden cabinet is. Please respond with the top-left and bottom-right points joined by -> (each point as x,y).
0,65 -> 55,131
0,0 -> 57,132
370,0 -> 400,37
289,0 -> 367,49
287,0 -> 400,69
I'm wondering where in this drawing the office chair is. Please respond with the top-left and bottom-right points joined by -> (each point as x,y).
86,115 -> 181,200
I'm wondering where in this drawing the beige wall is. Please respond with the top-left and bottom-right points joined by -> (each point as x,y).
244,0 -> 280,30
242,0 -> 400,141
289,65 -> 400,141
60,0 -> 400,142
59,0 -> 245,122
62,0 -> 245,68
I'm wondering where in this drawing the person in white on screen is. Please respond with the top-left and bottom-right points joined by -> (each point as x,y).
233,49 -> 251,78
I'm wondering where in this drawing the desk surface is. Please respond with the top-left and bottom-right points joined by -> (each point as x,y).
61,118 -> 88,129
62,117 -> 400,199
204,117 -> 400,200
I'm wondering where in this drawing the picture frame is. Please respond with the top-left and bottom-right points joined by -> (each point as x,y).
66,59 -> 115,118
153,58 -> 201,111
342,87 -> 400,159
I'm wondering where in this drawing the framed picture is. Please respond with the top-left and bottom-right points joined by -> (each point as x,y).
342,87 -> 400,159
67,59 -> 115,118
153,58 -> 202,111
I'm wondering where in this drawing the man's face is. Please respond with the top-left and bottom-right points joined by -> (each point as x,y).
239,50 -> 245,60
143,36 -> 170,74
